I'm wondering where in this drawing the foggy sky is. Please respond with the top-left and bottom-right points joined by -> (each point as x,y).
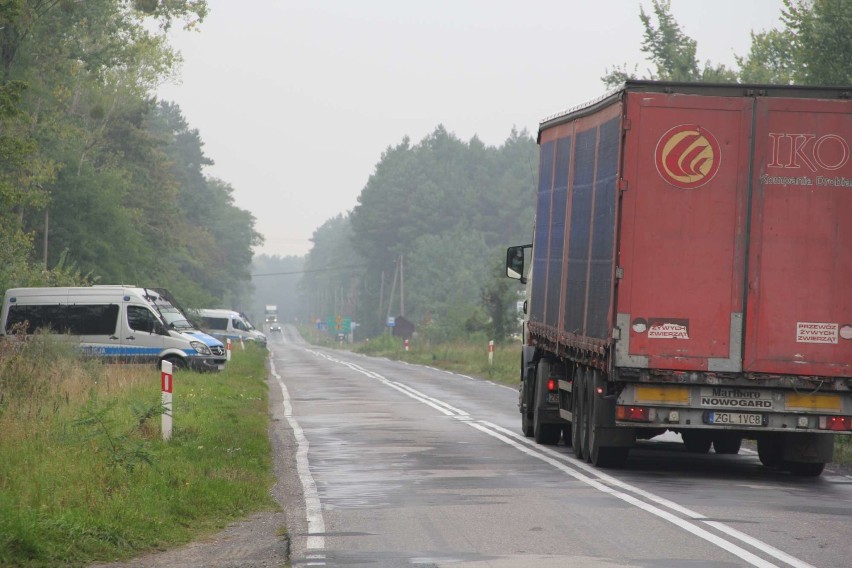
158,0 -> 785,257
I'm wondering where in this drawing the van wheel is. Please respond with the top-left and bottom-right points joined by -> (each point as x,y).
161,355 -> 186,372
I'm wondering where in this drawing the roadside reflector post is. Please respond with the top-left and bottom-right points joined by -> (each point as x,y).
226,339 -> 232,361
240,337 -> 245,350
404,338 -> 410,351
488,340 -> 494,366
161,360 -> 173,441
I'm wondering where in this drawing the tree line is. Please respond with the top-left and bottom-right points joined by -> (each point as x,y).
275,0 -> 850,343
0,0 -> 261,309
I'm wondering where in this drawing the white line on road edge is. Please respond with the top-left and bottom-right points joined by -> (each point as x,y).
309,349 -> 816,568
476,422 -> 814,568
269,357 -> 326,555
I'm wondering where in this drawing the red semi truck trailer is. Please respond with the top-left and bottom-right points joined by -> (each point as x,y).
506,81 -> 851,476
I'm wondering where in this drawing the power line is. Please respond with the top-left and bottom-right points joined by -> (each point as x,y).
251,264 -> 363,277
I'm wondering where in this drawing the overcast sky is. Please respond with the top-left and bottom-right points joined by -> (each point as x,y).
158,0 -> 785,258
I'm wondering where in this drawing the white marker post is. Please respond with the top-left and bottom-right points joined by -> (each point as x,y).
404,338 -> 410,352
240,336 -> 245,351
226,338 -> 232,361
161,360 -> 173,441
488,340 -> 494,367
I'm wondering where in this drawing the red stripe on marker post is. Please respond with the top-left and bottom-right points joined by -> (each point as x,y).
161,370 -> 173,394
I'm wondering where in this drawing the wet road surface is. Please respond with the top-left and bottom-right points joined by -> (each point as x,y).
268,327 -> 852,568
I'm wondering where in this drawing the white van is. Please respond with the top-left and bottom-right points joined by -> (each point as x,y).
0,286 -> 226,371
195,308 -> 267,348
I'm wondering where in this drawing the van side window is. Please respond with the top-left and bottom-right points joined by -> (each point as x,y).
66,305 -> 119,335
6,304 -> 118,335
127,306 -> 159,334
233,318 -> 247,331
201,317 -> 228,330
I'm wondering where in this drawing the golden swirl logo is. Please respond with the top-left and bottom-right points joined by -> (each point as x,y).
655,125 -> 721,189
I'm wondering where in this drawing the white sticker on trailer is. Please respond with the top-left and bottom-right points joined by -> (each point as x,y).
796,322 -> 838,344
648,322 -> 689,339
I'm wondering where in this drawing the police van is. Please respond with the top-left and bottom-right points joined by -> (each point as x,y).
195,308 -> 267,348
0,286 -> 227,371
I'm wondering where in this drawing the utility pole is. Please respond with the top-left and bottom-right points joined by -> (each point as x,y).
386,258 -> 399,322
399,254 -> 405,317
43,209 -> 49,269
378,271 -> 385,324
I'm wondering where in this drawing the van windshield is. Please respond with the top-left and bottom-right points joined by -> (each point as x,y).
155,302 -> 195,331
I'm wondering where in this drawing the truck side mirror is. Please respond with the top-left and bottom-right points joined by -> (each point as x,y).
506,244 -> 532,284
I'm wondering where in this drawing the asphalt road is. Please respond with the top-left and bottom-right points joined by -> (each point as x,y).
269,327 -> 852,568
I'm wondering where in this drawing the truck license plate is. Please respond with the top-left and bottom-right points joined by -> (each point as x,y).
546,393 -> 559,404
707,412 -> 764,426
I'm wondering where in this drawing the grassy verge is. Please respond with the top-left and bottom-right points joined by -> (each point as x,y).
0,335 -> 276,567
299,326 -> 519,386
836,438 -> 852,465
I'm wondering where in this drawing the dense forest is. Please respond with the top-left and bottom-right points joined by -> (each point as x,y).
0,0 -> 261,309
266,0 -> 850,342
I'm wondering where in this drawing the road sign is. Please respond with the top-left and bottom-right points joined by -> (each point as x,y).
327,316 -> 352,333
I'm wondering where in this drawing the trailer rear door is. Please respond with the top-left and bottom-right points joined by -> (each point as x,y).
744,97 -> 852,377
617,93 -> 752,372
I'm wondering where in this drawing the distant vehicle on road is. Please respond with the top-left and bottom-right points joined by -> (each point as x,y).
269,324 -> 282,333
265,304 -> 278,323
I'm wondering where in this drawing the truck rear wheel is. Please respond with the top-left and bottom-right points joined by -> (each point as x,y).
682,431 -> 712,454
757,437 -> 783,467
533,358 -> 561,445
521,406 -> 534,438
572,367 -> 586,460
713,433 -> 742,455
587,369 -> 628,468
785,461 -> 825,477
520,355 -> 535,437
562,424 -> 573,447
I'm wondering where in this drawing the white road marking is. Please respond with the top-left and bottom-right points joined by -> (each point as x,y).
269,357 -> 326,555
306,348 -> 818,568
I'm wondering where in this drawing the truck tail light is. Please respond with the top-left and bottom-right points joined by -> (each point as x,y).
616,405 -> 650,422
547,378 -> 557,392
819,416 -> 852,431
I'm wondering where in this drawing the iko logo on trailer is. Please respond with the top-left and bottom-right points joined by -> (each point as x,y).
655,124 -> 721,189
767,133 -> 849,172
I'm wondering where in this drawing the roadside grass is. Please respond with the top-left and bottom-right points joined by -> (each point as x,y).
0,334 -> 276,567
299,327 -> 852,467
299,326 -> 519,386
836,437 -> 852,465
